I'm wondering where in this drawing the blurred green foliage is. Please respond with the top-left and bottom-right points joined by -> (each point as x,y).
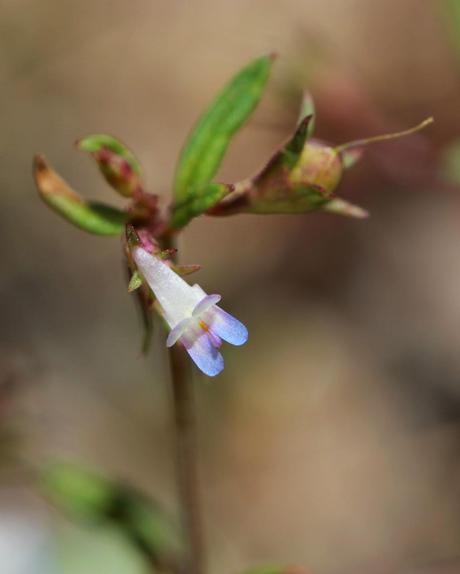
43,462 -> 182,571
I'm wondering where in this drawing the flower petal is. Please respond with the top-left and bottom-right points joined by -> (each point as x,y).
183,331 -> 224,377
207,307 -> 248,346
192,294 -> 221,317
133,247 -> 202,327
166,317 -> 193,347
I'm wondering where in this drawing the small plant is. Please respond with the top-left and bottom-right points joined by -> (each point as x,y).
34,55 -> 432,574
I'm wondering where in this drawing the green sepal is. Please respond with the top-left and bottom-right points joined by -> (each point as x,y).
125,224 -> 141,250
340,147 -> 363,170
170,182 -> 230,229
280,115 -> 314,169
173,54 -> 275,204
128,270 -> 143,292
298,91 -> 315,138
138,292 -> 154,355
34,155 -> 127,235
323,197 -> 368,218
77,134 -> 141,175
247,183 -> 330,214
174,264 -> 201,276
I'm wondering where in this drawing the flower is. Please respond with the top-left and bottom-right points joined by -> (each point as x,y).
132,247 -> 248,377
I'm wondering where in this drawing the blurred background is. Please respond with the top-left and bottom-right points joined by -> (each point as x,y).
3,0 -> 460,572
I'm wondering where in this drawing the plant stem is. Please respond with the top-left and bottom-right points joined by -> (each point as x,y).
169,345 -> 205,574
165,236 -> 206,574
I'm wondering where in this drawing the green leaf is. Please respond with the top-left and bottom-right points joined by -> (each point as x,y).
77,135 -> 142,175
42,462 -> 182,569
174,54 -> 275,204
34,156 -> 127,235
128,270 -> 143,292
170,182 -> 230,229
42,462 -> 115,522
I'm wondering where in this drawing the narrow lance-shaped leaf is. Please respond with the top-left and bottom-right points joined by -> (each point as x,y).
173,54 -> 275,205
33,155 -> 127,235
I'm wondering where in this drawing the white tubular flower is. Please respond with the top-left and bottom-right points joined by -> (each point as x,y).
133,247 -> 248,377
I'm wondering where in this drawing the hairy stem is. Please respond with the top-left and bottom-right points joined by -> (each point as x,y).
165,236 -> 206,574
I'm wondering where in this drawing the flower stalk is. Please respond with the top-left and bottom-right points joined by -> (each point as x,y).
165,238 -> 206,574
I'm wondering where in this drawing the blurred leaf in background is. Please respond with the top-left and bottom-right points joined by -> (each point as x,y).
42,462 -> 182,572
441,138 -> 460,184
444,0 -> 460,62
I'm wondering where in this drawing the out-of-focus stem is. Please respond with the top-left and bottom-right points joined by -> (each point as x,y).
164,235 -> 206,574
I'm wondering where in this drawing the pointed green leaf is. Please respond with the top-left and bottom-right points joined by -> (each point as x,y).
77,135 -> 142,175
128,270 -> 143,292
34,156 -> 127,235
174,54 -> 275,204
171,182 -> 230,229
